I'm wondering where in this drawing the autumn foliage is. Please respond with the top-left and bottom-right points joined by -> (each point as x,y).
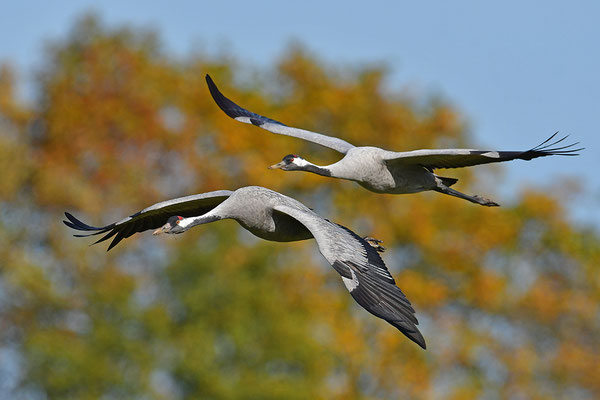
0,15 -> 598,399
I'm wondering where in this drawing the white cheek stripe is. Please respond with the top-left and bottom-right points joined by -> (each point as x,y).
179,218 -> 194,229
342,270 -> 359,292
293,158 -> 311,167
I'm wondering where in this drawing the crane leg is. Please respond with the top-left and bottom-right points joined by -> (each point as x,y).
433,185 -> 500,207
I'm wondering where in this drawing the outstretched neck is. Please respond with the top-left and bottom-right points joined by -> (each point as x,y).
180,214 -> 222,230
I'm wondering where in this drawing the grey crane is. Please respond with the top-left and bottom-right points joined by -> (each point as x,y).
64,186 -> 426,349
206,75 -> 582,206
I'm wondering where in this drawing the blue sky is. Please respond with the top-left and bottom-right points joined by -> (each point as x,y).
1,1 -> 598,226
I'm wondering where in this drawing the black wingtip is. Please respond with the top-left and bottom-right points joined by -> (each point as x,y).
205,73 -> 287,127
390,320 -> 427,349
106,234 -> 124,252
204,74 -> 224,104
64,212 -> 94,231
63,219 -> 76,229
205,73 -> 239,119
522,132 -> 584,159
411,330 -> 427,350
205,74 -> 215,89
63,211 -> 111,232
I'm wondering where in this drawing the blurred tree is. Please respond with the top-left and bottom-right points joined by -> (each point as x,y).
0,14 -> 598,400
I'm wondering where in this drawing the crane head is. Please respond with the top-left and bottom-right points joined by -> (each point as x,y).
153,216 -> 184,235
268,154 -> 308,171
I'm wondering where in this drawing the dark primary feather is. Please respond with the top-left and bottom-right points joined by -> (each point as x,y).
275,202 -> 425,349
206,74 -> 356,154
205,74 -> 286,127
341,260 -> 426,349
336,224 -> 396,285
334,227 -> 425,349
385,132 -> 583,170
63,191 -> 232,251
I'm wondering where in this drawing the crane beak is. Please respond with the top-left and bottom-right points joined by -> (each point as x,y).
268,161 -> 286,169
152,223 -> 171,236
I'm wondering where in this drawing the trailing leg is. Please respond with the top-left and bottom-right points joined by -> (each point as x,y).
433,185 -> 499,207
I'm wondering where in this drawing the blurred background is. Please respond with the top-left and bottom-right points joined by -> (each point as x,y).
1,2 -> 599,399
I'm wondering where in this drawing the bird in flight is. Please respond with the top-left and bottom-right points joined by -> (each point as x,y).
206,74 -> 582,206
64,186 -> 426,349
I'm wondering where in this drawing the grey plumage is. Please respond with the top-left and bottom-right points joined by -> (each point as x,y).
206,74 -> 582,206
64,186 -> 426,349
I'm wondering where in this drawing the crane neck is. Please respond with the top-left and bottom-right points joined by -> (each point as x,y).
180,214 -> 222,230
300,163 -> 332,177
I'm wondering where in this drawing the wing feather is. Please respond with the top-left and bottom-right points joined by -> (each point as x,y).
383,132 -> 583,169
273,204 -> 425,349
206,74 -> 355,154
63,190 -> 233,251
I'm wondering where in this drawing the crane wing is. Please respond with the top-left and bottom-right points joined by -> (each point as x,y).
206,74 -> 356,154
273,204 -> 425,349
382,133 -> 582,170
63,190 -> 233,251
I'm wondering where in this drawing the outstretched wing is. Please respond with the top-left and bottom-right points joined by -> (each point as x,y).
206,74 -> 356,154
273,204 -> 425,349
383,132 -> 583,170
63,190 -> 233,251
